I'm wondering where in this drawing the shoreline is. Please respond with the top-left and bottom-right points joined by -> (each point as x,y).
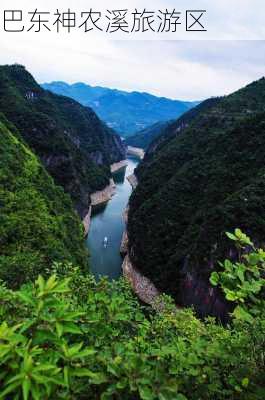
83,206 -> 92,238
127,173 -> 138,190
91,178 -> 116,206
127,146 -> 145,160
111,159 -> 128,174
82,178 -> 116,236
121,171 -> 161,307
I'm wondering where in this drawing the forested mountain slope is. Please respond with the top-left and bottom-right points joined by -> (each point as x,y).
125,121 -> 173,150
0,116 -> 88,287
128,77 -> 265,318
0,65 -> 125,217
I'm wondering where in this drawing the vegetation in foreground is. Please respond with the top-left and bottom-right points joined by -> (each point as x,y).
0,230 -> 264,399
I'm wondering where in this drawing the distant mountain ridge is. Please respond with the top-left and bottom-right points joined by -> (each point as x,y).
42,81 -> 199,136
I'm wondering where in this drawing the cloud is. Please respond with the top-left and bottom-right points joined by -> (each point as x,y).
0,0 -> 264,99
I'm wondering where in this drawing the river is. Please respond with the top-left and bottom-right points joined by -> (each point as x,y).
86,157 -> 139,280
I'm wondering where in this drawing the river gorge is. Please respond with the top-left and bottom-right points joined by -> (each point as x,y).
86,157 -> 139,280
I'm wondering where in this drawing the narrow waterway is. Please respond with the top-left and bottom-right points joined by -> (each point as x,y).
86,157 -> 139,280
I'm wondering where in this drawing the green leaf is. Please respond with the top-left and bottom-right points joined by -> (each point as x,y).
56,322 -> 64,338
210,272 -> 219,286
22,377 -> 31,400
62,322 -> 82,335
242,377 -> 249,388
139,386 -> 155,400
232,306 -> 254,323
226,232 -> 237,241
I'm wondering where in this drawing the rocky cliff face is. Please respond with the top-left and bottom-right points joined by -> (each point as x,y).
0,64 -> 126,218
128,77 -> 265,319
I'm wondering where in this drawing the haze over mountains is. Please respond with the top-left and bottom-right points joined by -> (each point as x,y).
42,81 -> 199,136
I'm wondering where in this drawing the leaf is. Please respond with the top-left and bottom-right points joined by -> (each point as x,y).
17,292 -> 35,306
237,265 -> 245,283
73,369 -> 107,384
22,377 -> 31,400
210,272 -> 219,286
232,306 -> 254,323
0,381 -> 21,398
176,395 -> 188,400
139,386 -> 155,400
226,232 -> 237,241
242,377 -> 249,388
36,276 -> 45,293
62,322 -> 82,335
56,322 -> 64,338
226,293 -> 238,302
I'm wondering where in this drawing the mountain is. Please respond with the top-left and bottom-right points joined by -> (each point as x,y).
125,120 -> 173,150
0,65 -> 125,218
128,77 -> 265,319
145,97 -> 221,156
42,81 -> 199,136
0,114 -> 88,288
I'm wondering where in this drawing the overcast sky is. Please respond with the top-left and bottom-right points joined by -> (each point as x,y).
0,0 -> 265,100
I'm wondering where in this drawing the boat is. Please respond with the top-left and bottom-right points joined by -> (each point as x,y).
103,236 -> 108,248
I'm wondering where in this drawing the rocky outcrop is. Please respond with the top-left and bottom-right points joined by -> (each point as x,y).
83,206 -> 92,237
127,146 -> 145,160
111,160 -> 128,173
91,179 -> 116,206
121,174 -> 161,306
82,179 -> 116,236
127,174 -> 138,190
120,231 -> 128,257
122,255 -> 160,306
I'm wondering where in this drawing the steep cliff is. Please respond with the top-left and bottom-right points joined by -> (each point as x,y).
0,64 -> 126,217
0,115 -> 88,288
128,77 -> 265,319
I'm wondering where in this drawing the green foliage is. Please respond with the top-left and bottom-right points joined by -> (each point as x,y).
0,258 -> 264,399
0,64 -> 125,216
0,120 -> 88,287
125,121 -> 172,150
210,229 -> 265,323
128,77 -> 265,306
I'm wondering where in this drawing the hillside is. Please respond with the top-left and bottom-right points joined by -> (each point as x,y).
128,77 -> 265,318
42,81 -> 198,136
0,65 -> 125,218
1,75 -> 265,400
125,121 -> 172,149
0,116 -> 88,288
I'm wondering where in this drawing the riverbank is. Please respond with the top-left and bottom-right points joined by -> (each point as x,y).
83,206 -> 92,237
122,254 -> 160,305
121,171 -> 161,307
127,173 -> 138,190
82,178 -> 116,236
111,160 -> 128,173
91,178 -> 116,206
83,160 -> 129,235
127,146 -> 145,160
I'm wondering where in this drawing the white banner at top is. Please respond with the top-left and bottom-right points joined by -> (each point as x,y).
0,0 -> 264,40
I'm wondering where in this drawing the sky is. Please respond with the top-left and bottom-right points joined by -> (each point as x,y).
0,0 -> 265,100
